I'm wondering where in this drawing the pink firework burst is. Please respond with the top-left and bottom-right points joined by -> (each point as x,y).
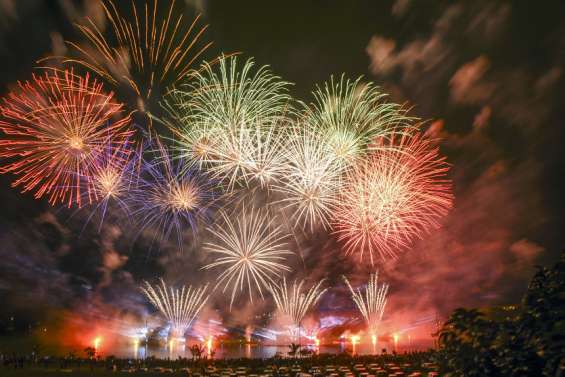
0,69 -> 133,207
332,132 -> 453,264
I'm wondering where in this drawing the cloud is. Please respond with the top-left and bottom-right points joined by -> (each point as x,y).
362,0 -> 562,327
510,239 -> 545,266
449,56 -> 494,104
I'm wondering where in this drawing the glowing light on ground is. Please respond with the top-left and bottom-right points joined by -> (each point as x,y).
206,337 -> 213,356
343,272 -> 389,341
93,336 -> 102,351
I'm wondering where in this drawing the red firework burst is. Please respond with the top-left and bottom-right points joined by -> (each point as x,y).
0,69 -> 133,207
332,132 -> 453,264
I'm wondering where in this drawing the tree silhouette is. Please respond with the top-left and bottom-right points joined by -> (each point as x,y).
189,344 -> 205,361
83,346 -> 96,371
436,250 -> 565,376
288,343 -> 301,358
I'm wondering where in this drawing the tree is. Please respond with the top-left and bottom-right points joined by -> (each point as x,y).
83,346 -> 96,371
83,346 -> 96,359
500,251 -> 565,376
189,344 -> 205,361
436,308 -> 500,376
288,343 -> 301,358
436,250 -> 565,376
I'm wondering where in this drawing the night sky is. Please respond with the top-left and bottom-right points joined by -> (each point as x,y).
0,0 -> 564,337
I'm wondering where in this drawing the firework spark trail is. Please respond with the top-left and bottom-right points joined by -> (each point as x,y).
301,75 -> 413,166
268,277 -> 327,332
343,272 -> 389,337
333,132 -> 453,264
0,69 -> 132,207
202,205 -> 292,308
61,0 -> 212,105
129,139 -> 219,247
141,279 -> 209,338
274,127 -> 342,232
166,56 -> 292,189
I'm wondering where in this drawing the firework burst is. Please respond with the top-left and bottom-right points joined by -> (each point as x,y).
333,132 -> 453,264
268,277 -> 327,332
80,136 -> 138,229
343,272 -> 389,338
167,56 -> 292,189
204,122 -> 289,190
130,139 -> 218,247
61,0 -> 213,120
174,56 -> 292,130
275,128 -> 342,232
202,205 -> 291,308
301,75 -> 413,166
0,69 -> 132,207
141,279 -> 209,338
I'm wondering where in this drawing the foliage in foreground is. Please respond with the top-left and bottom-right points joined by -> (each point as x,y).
436,251 -> 565,376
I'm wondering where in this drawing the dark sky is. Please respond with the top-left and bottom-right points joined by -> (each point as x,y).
0,0 -> 564,333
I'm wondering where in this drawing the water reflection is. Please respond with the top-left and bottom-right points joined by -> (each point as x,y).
104,339 -> 432,360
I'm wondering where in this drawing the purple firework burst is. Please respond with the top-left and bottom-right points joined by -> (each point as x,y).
130,139 -> 221,248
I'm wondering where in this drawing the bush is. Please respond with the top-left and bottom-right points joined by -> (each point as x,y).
436,251 -> 565,376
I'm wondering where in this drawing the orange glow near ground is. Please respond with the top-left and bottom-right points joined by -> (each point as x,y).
93,336 -> 102,351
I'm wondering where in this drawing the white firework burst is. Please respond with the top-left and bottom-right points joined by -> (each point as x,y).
301,75 -> 413,165
166,56 -> 292,189
275,127 -> 342,232
202,205 -> 292,308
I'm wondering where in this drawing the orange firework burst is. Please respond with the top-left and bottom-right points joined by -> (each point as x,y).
62,0 -> 212,115
332,132 -> 453,264
0,69 -> 133,207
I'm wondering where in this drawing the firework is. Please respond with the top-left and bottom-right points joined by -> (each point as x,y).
173,56 -> 291,130
274,128 -> 342,232
206,121 -> 290,190
0,69 -> 132,207
301,75 -> 412,166
202,205 -> 291,308
172,120 -> 289,191
343,272 -> 389,338
167,56 -> 292,189
80,137 -> 138,230
61,0 -> 212,117
130,139 -> 218,246
141,279 -> 209,338
333,132 -> 453,264
268,277 -> 327,334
